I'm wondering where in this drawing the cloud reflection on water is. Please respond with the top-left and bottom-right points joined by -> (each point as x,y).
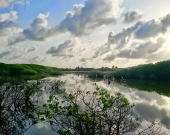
25,74 -> 170,134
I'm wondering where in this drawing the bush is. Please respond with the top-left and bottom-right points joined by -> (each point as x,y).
38,87 -> 140,135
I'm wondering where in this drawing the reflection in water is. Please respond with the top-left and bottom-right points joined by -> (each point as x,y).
1,74 -> 170,134
124,79 -> 170,97
0,79 -> 39,135
0,78 -> 64,135
31,74 -> 170,134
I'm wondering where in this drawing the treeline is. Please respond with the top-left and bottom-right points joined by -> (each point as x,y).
85,60 -> 170,80
1,59 -> 170,80
0,63 -> 62,78
113,60 -> 170,80
62,66 -> 117,71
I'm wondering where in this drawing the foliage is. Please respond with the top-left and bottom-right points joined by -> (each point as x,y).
88,70 -> 105,79
0,77 -> 65,135
38,87 -> 140,135
0,63 -> 62,79
112,60 -> 170,80
62,60 -> 170,80
0,78 -> 40,135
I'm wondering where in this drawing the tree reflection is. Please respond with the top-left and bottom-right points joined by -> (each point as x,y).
0,77 -> 64,135
0,78 -> 39,135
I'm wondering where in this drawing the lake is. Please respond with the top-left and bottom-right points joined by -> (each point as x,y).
1,74 -> 170,135
25,74 -> 170,134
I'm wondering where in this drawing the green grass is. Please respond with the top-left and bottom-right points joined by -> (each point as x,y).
0,63 -> 63,79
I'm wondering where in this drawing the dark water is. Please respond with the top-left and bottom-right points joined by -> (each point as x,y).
123,79 -> 170,97
1,74 -> 170,135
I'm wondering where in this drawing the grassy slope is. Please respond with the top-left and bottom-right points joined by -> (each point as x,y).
0,63 -> 62,79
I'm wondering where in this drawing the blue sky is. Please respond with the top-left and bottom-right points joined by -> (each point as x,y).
0,0 -> 170,68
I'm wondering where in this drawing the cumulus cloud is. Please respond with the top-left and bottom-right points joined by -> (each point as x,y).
0,0 -> 30,8
23,13 -> 49,40
103,53 -> 116,61
0,0 -> 13,8
8,0 -> 124,45
27,47 -> 36,54
108,13 -> 170,49
93,43 -> 110,59
0,11 -> 18,22
103,38 -> 165,61
108,21 -> 143,48
58,0 -> 122,36
0,46 -> 36,60
30,55 -> 47,63
8,13 -> 49,45
46,39 -> 76,57
80,58 -> 86,62
135,14 -> 170,39
0,11 -> 18,36
117,38 -> 165,59
122,10 -> 142,24
0,51 -> 11,59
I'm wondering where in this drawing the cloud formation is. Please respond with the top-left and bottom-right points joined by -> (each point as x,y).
122,10 -> 142,24
8,13 -> 49,45
8,0 -> 123,45
0,11 -> 18,36
103,53 -> 116,61
118,38 -> 165,58
0,0 -> 13,8
30,55 -> 47,63
108,21 -> 143,48
58,0 -> 122,36
0,11 -> 18,22
46,39 -> 76,57
0,0 -> 30,8
135,14 -> 170,39
0,46 -> 36,60
103,38 -> 165,61
108,13 -> 170,48
135,103 -> 170,128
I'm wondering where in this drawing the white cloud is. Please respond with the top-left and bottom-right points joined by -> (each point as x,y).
30,55 -> 47,64
58,0 -> 123,36
8,13 -> 49,45
0,0 -> 13,8
108,21 -> 143,48
135,14 -> 170,39
0,11 -> 18,35
103,53 -> 117,61
8,0 -> 124,45
0,46 -> 36,60
108,13 -> 170,49
46,39 -> 77,58
122,10 -> 143,24
103,37 -> 165,61
0,10 -> 18,22
0,0 -> 30,8
0,11 -> 21,39
23,13 -> 49,40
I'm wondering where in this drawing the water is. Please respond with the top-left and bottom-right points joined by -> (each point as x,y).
23,74 -> 170,134
1,74 -> 170,134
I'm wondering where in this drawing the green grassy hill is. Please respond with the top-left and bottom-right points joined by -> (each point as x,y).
0,63 -> 62,79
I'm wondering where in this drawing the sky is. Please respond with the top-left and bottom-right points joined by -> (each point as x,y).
0,0 -> 170,68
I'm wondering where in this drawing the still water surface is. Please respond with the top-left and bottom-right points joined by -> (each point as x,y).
25,74 -> 170,135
